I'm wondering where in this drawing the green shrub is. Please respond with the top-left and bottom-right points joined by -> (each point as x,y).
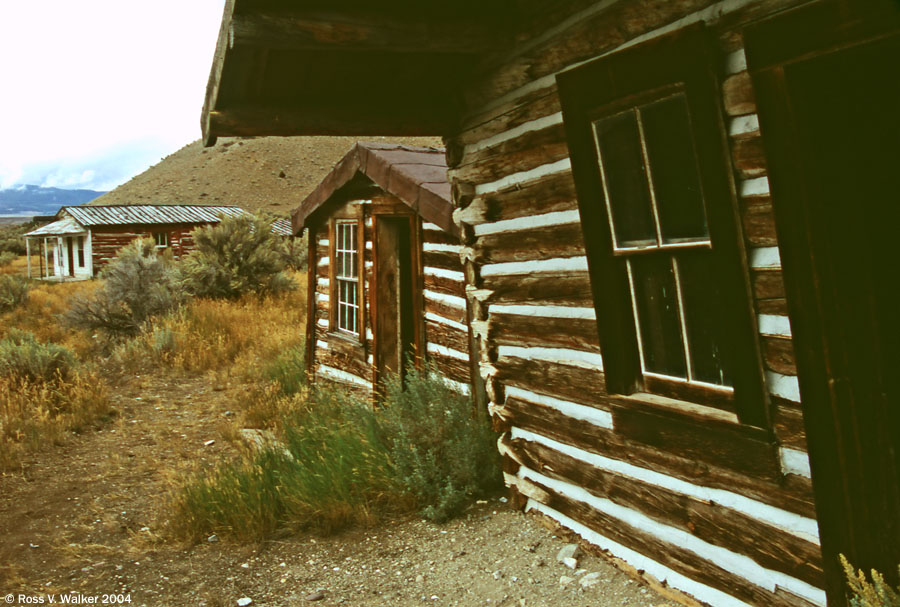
179,214 -> 295,299
0,275 -> 29,312
278,233 -> 308,271
0,329 -> 76,382
65,238 -> 184,338
843,555 -> 900,607
0,251 -> 17,266
376,365 -> 502,522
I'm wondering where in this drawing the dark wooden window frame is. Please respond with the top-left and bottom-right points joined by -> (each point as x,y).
558,23 -> 768,427
328,209 -> 366,343
76,235 -> 85,268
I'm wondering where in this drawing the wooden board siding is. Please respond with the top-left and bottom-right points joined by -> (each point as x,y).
308,203 -> 471,396
444,1 -> 822,605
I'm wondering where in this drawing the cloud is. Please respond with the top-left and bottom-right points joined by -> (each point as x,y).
6,138 -> 181,192
0,0 -> 225,191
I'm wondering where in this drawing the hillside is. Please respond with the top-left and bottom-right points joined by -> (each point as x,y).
92,136 -> 444,216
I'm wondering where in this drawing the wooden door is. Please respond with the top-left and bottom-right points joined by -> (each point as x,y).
373,215 -> 418,392
747,3 -> 900,603
66,237 -> 75,276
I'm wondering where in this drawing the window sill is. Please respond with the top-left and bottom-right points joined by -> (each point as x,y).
326,330 -> 364,347
609,390 -> 741,426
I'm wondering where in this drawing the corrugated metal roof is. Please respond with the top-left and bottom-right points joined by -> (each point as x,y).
63,205 -> 249,226
24,217 -> 86,237
271,218 -> 292,236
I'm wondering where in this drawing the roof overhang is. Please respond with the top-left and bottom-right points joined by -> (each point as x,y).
24,216 -> 86,238
200,1 -> 532,145
293,142 -> 456,237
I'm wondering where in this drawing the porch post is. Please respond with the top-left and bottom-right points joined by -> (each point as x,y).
25,238 -> 31,278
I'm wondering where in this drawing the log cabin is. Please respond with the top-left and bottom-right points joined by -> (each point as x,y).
295,141 -> 480,398
201,1 -> 900,605
23,205 -> 291,280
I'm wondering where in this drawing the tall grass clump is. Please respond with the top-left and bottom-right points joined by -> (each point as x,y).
0,251 -> 17,267
0,331 -> 111,469
179,213 -> 296,299
65,238 -> 183,340
167,365 -> 501,541
376,365 -> 502,522
262,345 -> 306,396
0,274 -> 29,312
842,556 -> 900,607
167,387 -> 396,542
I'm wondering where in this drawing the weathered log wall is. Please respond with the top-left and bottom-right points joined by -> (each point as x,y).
89,224 -> 207,274
445,1 -> 821,606
309,199 -> 471,395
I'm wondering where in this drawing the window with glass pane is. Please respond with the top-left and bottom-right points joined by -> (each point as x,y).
593,93 -> 730,389
335,221 -> 359,335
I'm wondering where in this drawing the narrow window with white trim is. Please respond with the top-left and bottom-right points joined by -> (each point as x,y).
334,220 -> 360,336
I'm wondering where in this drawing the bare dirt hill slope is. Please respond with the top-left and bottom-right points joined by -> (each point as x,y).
92,136 -> 443,217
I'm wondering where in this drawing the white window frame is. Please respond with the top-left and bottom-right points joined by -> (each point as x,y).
154,231 -> 169,248
334,220 -> 360,336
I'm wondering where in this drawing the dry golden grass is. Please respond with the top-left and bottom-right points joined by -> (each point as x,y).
0,371 -> 113,470
113,270 -> 307,380
0,277 -> 100,356
0,255 -> 41,276
0,275 -> 111,469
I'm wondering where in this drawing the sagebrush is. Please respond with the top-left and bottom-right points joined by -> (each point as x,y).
0,251 -> 17,267
65,238 -> 183,339
0,329 -> 76,383
179,213 -> 295,299
0,274 -> 29,312
842,555 -> 900,607
376,365 -> 502,522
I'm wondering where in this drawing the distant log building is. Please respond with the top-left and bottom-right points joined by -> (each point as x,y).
23,205 -> 290,280
201,2 -> 900,606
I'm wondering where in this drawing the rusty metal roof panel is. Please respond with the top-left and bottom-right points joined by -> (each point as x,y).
24,217 -> 86,237
63,205 -> 248,226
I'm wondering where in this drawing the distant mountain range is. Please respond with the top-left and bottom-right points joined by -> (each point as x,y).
0,185 -> 107,216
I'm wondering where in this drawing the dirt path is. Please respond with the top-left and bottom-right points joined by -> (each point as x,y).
0,371 -> 673,607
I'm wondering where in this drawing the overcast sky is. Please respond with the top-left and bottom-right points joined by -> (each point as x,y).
0,1 -> 227,192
